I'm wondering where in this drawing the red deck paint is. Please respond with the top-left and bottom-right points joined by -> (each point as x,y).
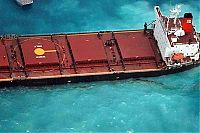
115,31 -> 155,59
68,34 -> 107,62
0,30 -> 163,81
0,40 -> 9,69
20,37 -> 60,68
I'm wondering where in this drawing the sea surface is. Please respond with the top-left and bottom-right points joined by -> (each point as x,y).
0,0 -> 199,132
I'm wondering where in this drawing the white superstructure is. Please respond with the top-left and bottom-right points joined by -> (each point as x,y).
153,5 -> 199,67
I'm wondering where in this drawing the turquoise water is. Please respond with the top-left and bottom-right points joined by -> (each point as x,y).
0,0 -> 199,132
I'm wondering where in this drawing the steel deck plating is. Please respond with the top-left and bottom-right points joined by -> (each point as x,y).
0,30 -> 163,84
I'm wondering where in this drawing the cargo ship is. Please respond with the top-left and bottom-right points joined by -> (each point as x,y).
0,5 -> 199,87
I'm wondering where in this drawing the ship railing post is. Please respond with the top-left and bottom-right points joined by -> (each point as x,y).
144,22 -> 148,35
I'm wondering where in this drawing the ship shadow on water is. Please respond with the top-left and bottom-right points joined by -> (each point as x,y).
21,4 -> 33,10
0,66 -> 199,95
14,1 -> 33,10
0,74 -> 199,93
0,81 -> 97,93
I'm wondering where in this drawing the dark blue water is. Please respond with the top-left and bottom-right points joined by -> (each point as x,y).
0,0 -> 199,132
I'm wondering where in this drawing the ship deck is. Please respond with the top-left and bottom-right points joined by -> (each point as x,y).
160,15 -> 198,45
0,30 -> 163,82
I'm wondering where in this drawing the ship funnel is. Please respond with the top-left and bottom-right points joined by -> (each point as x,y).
182,13 -> 193,33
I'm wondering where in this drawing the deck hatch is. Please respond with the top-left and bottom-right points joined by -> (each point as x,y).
20,38 -> 60,67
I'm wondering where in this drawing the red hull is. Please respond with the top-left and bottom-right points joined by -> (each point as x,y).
0,30 -> 164,83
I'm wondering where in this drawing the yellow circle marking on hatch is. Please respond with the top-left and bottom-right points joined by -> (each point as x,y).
34,48 -> 45,56
34,48 -> 57,56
